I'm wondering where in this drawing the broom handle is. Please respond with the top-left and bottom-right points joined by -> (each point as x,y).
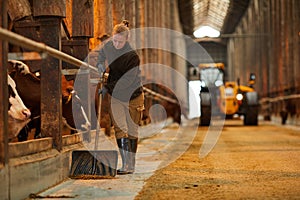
94,81 -> 103,150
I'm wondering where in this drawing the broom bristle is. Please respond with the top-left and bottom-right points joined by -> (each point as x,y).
69,175 -> 116,179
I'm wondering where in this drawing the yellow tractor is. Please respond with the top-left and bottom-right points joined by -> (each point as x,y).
199,63 -> 258,126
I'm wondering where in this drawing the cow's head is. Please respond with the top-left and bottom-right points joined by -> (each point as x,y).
7,74 -> 31,120
62,75 -> 91,134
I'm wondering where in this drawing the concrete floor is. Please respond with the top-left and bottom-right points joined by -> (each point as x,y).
28,118 -> 300,199
30,119 -> 186,200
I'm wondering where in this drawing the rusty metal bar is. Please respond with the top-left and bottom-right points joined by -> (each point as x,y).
143,87 -> 177,104
0,28 -> 177,129
8,52 -> 47,60
0,27 -> 178,108
260,94 -> 300,104
0,26 -> 178,97
0,27 -> 98,72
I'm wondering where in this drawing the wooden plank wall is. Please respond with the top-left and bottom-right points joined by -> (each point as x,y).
227,0 -> 300,123
112,0 -> 125,26
228,0 -> 300,96
90,0 -> 113,49
72,0 -> 93,37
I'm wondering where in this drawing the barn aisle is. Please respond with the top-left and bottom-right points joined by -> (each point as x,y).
30,118 -> 195,200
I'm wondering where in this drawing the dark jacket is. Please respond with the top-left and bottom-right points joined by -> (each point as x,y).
97,40 -> 143,102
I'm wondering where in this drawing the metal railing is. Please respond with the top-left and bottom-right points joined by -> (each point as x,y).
0,27 -> 178,104
0,27 -> 97,72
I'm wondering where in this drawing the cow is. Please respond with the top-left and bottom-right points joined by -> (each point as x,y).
8,60 -> 90,141
7,74 -> 31,121
7,73 -> 31,141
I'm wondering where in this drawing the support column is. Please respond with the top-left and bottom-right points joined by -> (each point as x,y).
39,18 -> 63,151
71,0 -> 94,141
92,0 -> 113,49
0,1 -> 9,198
125,0 -> 136,28
32,0 -> 66,151
0,0 -> 8,166
112,0 -> 125,26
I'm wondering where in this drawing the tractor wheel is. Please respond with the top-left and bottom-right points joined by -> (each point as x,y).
200,105 -> 211,126
244,106 -> 258,125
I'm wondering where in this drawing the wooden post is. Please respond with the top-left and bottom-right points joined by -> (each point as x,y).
63,0 -> 72,38
163,0 -> 171,87
62,39 -> 91,142
72,0 -> 93,37
125,0 -> 136,28
38,18 -> 63,151
138,0 -> 147,79
112,0 -> 125,26
92,0 -> 113,49
71,0 -> 94,140
32,0 -> 66,150
0,0 -> 8,166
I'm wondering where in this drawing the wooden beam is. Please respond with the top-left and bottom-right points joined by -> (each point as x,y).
33,0 -> 66,17
95,0 -> 113,38
112,0 -> 125,26
72,0 -> 94,37
0,27 -> 98,71
125,0 -> 136,28
89,0 -> 113,49
63,0 -> 72,38
37,18 -> 63,151
7,0 -> 32,21
0,0 -> 8,166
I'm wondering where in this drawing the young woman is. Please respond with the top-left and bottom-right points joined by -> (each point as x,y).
97,20 -> 144,174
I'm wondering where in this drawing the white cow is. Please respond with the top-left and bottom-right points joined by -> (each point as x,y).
8,74 -> 31,120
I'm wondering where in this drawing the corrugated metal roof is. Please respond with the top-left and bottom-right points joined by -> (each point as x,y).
178,0 -> 250,37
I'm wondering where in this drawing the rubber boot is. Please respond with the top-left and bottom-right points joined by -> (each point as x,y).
116,138 -> 131,175
128,138 -> 138,173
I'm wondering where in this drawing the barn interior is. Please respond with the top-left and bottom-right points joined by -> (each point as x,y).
0,0 -> 299,199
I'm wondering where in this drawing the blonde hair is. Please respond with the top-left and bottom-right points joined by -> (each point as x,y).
113,20 -> 130,39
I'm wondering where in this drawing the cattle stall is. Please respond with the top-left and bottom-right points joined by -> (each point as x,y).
0,1 -> 95,199
0,1 -> 186,199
